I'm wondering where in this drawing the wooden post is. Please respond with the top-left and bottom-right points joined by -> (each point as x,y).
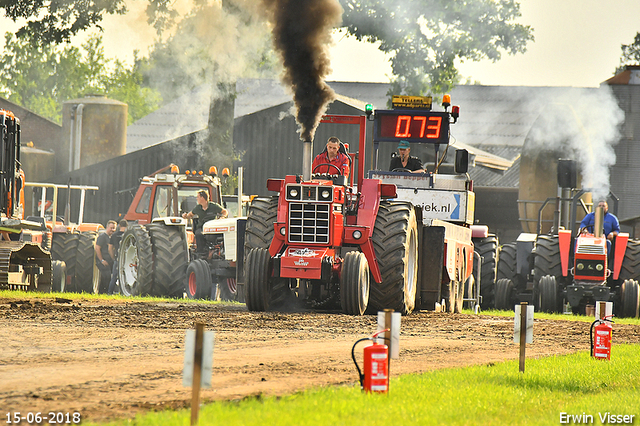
598,301 -> 607,320
191,322 -> 205,426
519,302 -> 527,373
384,309 -> 393,388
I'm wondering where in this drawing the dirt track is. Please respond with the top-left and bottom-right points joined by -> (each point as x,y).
1,296 -> 639,424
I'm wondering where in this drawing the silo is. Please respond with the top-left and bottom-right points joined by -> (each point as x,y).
60,95 -> 127,174
518,113 -> 591,234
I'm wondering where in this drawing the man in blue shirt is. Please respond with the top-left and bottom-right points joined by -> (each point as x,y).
578,201 -> 620,241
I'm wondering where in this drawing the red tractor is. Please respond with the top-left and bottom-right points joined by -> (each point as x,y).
495,160 -> 640,317
244,97 -> 476,315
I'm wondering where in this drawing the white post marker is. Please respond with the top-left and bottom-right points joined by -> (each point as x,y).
377,310 -> 401,359
183,322 -> 214,425
513,303 -> 534,373
595,301 -> 613,320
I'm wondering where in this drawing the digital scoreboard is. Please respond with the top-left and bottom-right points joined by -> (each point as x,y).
374,110 -> 450,145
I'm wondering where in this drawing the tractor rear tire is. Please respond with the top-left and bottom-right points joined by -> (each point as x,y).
619,239 -> 640,281
75,231 -> 98,293
118,225 -> 154,297
369,202 -> 419,315
533,235 -> 561,283
618,279 -> 640,318
52,260 -> 66,293
243,197 -> 278,302
185,259 -> 212,299
473,235 -> 498,309
494,278 -> 514,311
538,275 -> 559,313
50,233 -> 80,292
245,248 -> 272,311
340,251 -> 370,315
147,224 -> 188,298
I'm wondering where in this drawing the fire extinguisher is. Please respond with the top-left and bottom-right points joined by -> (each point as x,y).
590,315 -> 614,360
351,329 -> 389,393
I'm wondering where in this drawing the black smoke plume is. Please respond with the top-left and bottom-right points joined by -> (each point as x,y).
262,0 -> 342,142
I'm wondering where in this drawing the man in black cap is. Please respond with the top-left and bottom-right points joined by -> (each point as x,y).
389,140 -> 424,172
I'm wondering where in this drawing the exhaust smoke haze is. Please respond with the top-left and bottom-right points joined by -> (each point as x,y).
261,0 -> 342,142
525,86 -> 624,202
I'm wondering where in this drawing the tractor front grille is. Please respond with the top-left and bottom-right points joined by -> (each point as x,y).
288,203 -> 330,244
576,244 -> 605,255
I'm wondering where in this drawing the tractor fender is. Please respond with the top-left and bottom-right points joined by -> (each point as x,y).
612,232 -> 629,280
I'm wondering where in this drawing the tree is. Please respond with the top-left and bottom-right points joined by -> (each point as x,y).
0,0 -> 174,45
615,32 -> 640,75
339,0 -> 534,95
0,33 -> 161,124
136,1 -> 277,104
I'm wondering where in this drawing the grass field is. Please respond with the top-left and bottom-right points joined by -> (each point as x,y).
85,344 -> 640,426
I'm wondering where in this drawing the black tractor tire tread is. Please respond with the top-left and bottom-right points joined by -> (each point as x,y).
75,231 -> 98,293
533,235 -> 562,284
147,224 -> 188,298
497,243 -> 517,280
244,197 -> 278,255
620,239 -> 640,282
50,233 -> 80,292
368,201 -> 418,315
473,235 -> 498,309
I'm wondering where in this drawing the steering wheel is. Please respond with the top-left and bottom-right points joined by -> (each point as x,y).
313,163 -> 342,176
392,168 -> 412,172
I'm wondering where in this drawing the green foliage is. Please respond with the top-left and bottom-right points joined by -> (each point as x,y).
0,0 -> 174,45
615,32 -> 640,75
0,32 -> 161,124
340,0 -> 534,96
86,344 -> 640,426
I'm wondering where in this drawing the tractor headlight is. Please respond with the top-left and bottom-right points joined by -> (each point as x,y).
596,263 -> 604,271
352,230 -> 362,240
287,185 -> 301,200
280,226 -> 286,236
577,263 -> 584,270
320,189 -> 332,201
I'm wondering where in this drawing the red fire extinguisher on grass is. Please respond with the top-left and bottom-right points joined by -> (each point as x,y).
351,329 -> 389,393
590,315 -> 614,360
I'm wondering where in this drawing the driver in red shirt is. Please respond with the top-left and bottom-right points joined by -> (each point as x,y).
312,136 -> 350,177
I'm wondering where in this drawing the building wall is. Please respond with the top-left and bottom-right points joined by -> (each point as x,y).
0,98 -> 62,154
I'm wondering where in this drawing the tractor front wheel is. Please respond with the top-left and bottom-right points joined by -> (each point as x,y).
618,279 -> 640,318
245,248 -> 272,311
538,275 -> 560,313
494,278 -> 515,311
185,260 -> 212,299
340,251 -> 370,315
